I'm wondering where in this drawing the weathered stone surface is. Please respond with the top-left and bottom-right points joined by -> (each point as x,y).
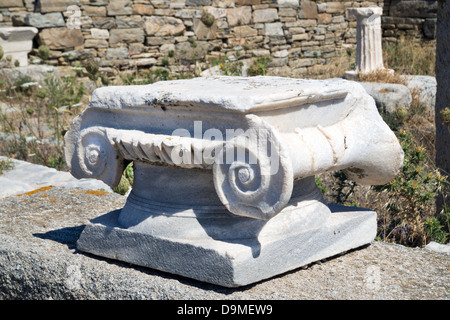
227,6 -> 252,27
12,12 -> 65,28
389,0 -> 438,18
82,5 -> 107,17
91,17 -> 116,29
359,82 -> 413,114
0,27 -> 38,66
132,3 -> 154,16
84,39 -> 108,48
0,157 -> 112,198
231,25 -> 257,37
40,0 -> 78,13
116,15 -> 144,29
106,47 -> 129,60
90,28 -> 109,39
300,0 -> 318,19
143,16 -> 185,36
404,75 -> 437,112
253,8 -> 278,23
0,0 -> 23,7
277,0 -> 300,8
175,40 -> 209,62
186,0 -> 212,6
38,28 -> 83,50
1,184 -> 448,299
264,22 -> 284,36
193,18 -> 217,40
107,0 -> 132,16
109,28 -> 144,44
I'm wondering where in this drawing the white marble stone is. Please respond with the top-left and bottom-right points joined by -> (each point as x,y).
345,7 -> 392,79
0,27 -> 38,67
64,76 -> 404,286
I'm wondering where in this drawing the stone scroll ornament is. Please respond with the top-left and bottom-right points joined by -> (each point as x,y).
64,76 -> 404,287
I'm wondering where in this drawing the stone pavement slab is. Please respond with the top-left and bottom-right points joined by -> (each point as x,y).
0,186 -> 448,300
0,156 -> 111,198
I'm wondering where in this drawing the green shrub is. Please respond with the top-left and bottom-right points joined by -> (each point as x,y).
372,130 -> 448,246
0,45 -> 4,60
38,45 -> 50,61
247,57 -> 272,76
201,11 -> 215,27
0,158 -> 14,175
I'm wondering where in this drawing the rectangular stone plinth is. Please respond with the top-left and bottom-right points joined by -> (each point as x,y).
77,205 -> 376,288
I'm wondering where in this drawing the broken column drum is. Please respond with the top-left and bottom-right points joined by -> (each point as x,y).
64,76 -> 404,287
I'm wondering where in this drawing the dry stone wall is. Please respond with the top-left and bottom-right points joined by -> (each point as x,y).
382,0 -> 438,40
0,1 -> 435,77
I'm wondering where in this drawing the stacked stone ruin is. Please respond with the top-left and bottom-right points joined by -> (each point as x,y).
0,0 -> 437,77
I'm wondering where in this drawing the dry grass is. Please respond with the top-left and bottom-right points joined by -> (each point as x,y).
383,37 -> 436,77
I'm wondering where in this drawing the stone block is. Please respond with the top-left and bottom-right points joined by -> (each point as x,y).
264,22 -> 283,36
193,18 -> 217,40
231,25 -> 257,37
292,33 -> 309,41
325,2 -> 345,14
144,16 -> 185,37
0,0 -> 23,7
106,47 -> 129,60
82,5 -> 107,17
288,58 -> 315,68
186,0 -> 212,6
40,0 -> 78,13
423,18 -> 437,39
389,0 -> 438,18
253,9 -> 278,23
227,6 -> 252,27
132,4 -> 154,16
359,82 -> 412,114
91,28 -> 109,40
77,206 -> 377,287
107,0 -> 132,16
84,39 -> 108,48
235,0 -> 260,5
12,12 -> 65,28
109,28 -> 144,44
92,17 -> 116,30
116,16 -> 144,29
300,0 -> 318,19
38,27 -> 83,50
276,0 -> 300,8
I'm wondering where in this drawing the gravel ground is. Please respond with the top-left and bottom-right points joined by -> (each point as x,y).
0,186 -> 448,300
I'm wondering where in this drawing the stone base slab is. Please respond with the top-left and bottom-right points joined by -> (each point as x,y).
77,204 -> 377,288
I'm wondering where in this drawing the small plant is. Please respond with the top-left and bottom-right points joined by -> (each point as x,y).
201,11 -> 215,28
0,158 -> 14,175
188,37 -> 197,48
38,45 -> 50,61
113,162 -> 134,195
247,57 -> 272,76
441,107 -> 450,123
82,59 -> 99,81
372,130 -> 448,246
162,55 -> 170,67
0,45 -> 4,60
